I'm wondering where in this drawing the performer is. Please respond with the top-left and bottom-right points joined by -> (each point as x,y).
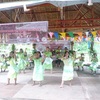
24,48 -> 29,68
89,53 -> 98,74
55,46 -> 61,54
43,47 -> 53,73
7,51 -> 18,85
0,54 -> 7,72
17,49 -> 26,73
31,51 -> 45,86
62,47 -> 69,54
60,51 -> 74,88
72,51 -> 77,69
32,43 -> 37,55
77,53 -> 84,71
55,46 -> 62,68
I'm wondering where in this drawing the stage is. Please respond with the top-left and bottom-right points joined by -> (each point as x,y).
0,68 -> 100,100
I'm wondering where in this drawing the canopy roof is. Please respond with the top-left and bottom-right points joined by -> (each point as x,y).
0,0 -> 100,11
0,0 -> 100,31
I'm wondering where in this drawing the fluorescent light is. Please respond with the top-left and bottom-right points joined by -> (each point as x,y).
88,0 -> 93,6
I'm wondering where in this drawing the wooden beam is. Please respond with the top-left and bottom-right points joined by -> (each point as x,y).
49,18 -> 100,22
75,5 -> 90,26
70,10 -> 89,26
1,11 -> 15,22
49,18 -> 100,29
73,5 -> 83,20
31,10 -> 37,21
21,10 -> 60,14
83,5 -> 100,18
49,25 -> 100,29
69,5 -> 83,26
14,8 -> 20,22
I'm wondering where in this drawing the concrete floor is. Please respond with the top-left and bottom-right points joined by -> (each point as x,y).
0,68 -> 100,100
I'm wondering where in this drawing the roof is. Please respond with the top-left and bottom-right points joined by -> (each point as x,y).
0,0 -> 100,32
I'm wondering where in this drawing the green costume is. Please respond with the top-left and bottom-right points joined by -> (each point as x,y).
62,57 -> 74,81
0,57 -> 7,71
32,58 -> 44,81
94,42 -> 100,62
77,56 -> 84,68
89,57 -> 98,72
55,49 -> 61,54
24,55 -> 29,67
17,53 -> 26,70
43,51 -> 53,70
7,58 -> 18,79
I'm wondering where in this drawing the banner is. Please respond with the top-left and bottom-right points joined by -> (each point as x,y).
0,21 -> 48,33
0,21 -> 48,43
5,31 -> 47,43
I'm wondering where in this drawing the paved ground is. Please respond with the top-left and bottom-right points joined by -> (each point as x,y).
0,67 -> 100,100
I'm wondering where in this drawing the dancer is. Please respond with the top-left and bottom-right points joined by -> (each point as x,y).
60,51 -> 74,88
77,53 -> 84,71
73,51 -> 77,68
17,49 -> 26,73
24,48 -> 29,68
0,54 -> 7,72
31,51 -> 45,86
43,47 -> 53,73
89,53 -> 98,74
31,43 -> 37,68
55,46 -> 62,68
7,51 -> 18,85
32,44 -> 37,55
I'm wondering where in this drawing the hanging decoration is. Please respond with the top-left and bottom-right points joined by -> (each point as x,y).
77,32 -> 83,39
74,36 -> 78,42
60,32 -> 66,40
78,36 -> 82,42
91,31 -> 97,37
88,31 -> 93,36
68,32 -> 74,37
85,31 -> 89,37
54,32 -> 59,39
48,32 -> 54,39
97,30 -> 100,36
70,37 -> 74,41
66,37 -> 70,41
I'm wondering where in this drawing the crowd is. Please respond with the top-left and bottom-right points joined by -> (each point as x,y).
0,43 -> 99,88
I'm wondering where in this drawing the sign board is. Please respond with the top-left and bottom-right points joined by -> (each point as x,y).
0,21 -> 48,32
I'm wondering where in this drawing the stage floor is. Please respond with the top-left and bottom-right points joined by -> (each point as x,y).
0,68 -> 100,100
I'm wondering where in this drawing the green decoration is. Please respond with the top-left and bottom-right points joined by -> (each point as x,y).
68,32 -> 74,37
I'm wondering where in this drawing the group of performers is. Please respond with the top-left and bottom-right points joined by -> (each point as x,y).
0,43 -> 99,88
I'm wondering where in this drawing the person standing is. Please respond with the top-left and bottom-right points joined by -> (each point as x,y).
7,51 -> 18,85
17,49 -> 26,73
77,53 -> 84,71
43,47 -> 53,73
31,51 -> 45,86
89,53 -> 98,74
32,44 -> 37,55
60,51 -> 74,88
0,54 -> 7,72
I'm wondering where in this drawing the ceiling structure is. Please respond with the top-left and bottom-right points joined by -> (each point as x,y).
0,0 -> 100,32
